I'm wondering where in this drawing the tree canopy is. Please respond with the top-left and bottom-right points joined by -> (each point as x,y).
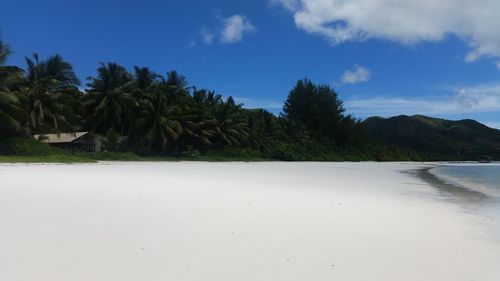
0,35 -> 377,160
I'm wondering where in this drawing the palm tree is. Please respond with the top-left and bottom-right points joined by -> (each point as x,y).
135,92 -> 181,150
162,70 -> 188,89
0,37 -> 11,66
133,66 -> 158,99
20,53 -> 80,134
189,89 -> 218,145
172,105 -> 214,153
0,36 -> 27,136
0,91 -> 26,135
0,65 -> 23,92
159,70 -> 191,106
0,37 -> 23,92
85,63 -> 137,135
213,97 -> 249,146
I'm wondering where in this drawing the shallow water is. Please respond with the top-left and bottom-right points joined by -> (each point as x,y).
430,163 -> 500,199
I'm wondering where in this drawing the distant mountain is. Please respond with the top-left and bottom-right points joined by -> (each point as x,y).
363,115 -> 500,160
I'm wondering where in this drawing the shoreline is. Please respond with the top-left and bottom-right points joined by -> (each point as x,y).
415,166 -> 491,204
421,164 -> 500,200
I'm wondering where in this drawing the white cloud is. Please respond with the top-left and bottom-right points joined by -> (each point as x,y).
272,0 -> 500,63
221,15 -> 255,43
341,65 -> 371,85
200,27 -> 214,45
345,83 -> 500,117
270,0 -> 299,11
197,15 -> 255,45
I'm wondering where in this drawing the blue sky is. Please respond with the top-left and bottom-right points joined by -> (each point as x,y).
2,0 -> 500,128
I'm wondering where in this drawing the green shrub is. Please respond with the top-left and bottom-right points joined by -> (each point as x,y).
197,147 -> 265,161
77,151 -> 143,161
0,138 -> 68,156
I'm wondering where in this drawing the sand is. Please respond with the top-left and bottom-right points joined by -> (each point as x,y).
0,162 -> 499,281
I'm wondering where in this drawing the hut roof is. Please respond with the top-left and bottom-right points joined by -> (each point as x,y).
33,132 -> 89,144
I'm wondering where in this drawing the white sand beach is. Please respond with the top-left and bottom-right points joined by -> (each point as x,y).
1,162 -> 499,281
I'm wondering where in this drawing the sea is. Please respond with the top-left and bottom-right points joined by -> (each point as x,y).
429,163 -> 500,199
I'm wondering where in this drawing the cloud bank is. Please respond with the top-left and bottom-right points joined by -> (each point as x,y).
272,0 -> 500,63
345,83 -> 500,118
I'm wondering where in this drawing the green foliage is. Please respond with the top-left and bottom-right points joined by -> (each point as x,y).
181,145 -> 201,158
101,129 -> 128,152
364,115 -> 500,161
0,137 -> 67,156
21,53 -> 80,135
0,155 -> 94,163
283,79 -> 365,147
0,137 -> 94,163
84,63 -> 137,135
135,92 -> 181,150
0,36 -> 11,65
0,92 -> 27,135
76,151 -> 144,161
1,34 -> 499,162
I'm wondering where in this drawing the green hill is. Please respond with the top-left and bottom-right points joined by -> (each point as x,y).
363,115 -> 500,161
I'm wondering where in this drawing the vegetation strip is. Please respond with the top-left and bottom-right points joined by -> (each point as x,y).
1,36 -> 498,162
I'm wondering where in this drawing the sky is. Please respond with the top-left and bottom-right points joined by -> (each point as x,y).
2,0 -> 500,128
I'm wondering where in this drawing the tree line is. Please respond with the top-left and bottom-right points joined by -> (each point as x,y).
0,36 -> 370,160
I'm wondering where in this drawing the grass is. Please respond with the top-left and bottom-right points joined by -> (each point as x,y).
0,153 -> 269,163
0,142 -> 269,163
0,138 -> 96,163
0,154 -> 96,163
